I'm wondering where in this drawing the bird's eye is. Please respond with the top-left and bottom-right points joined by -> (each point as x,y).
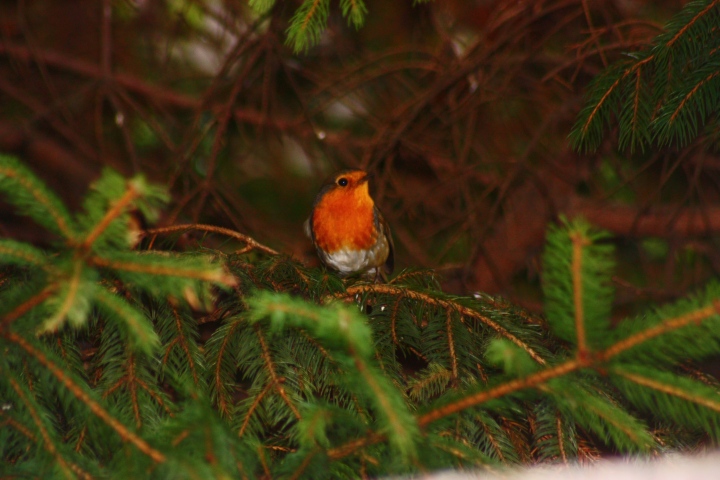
337,177 -> 348,187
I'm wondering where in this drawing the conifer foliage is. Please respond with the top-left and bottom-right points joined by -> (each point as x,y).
2,153 -> 720,478
570,0 -> 720,152
251,0 -> 369,52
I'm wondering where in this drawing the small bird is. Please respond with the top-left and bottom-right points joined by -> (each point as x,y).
304,169 -> 394,281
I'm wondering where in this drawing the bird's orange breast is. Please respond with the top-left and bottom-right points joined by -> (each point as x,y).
312,183 -> 377,253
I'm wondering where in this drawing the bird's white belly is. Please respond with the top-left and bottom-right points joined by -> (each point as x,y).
322,248 -> 376,275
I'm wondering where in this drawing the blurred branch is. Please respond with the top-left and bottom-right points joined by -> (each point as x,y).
0,44 -> 299,129
568,198 -> 720,238
144,224 -> 279,256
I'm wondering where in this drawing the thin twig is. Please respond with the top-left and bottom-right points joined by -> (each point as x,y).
570,231 -> 588,357
144,224 -> 279,256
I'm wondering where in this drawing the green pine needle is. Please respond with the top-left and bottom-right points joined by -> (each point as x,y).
611,364 -> 720,440
248,0 -> 276,15
0,239 -> 46,267
95,288 -> 160,354
286,0 -> 331,53
339,0 -> 367,30
542,217 -> 614,351
547,377 -> 656,452
0,154 -> 76,240
40,261 -> 97,333
485,338 -> 539,377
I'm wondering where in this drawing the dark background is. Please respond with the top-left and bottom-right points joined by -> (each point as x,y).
1,0 -> 714,316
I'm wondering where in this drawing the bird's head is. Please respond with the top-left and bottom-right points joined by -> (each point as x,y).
314,169 -> 373,210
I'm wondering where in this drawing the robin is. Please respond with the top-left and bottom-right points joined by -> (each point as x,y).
304,169 -> 394,282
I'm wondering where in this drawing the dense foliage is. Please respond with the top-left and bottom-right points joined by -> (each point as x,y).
2,154 -> 720,478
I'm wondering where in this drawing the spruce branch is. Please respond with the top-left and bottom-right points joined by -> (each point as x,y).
339,283 -> 547,365
619,64 -> 653,151
554,416 -> 570,464
479,417 -> 508,463
206,317 -> 245,418
5,371 -> 89,479
103,353 -> 144,428
90,252 -> 235,309
325,359 -> 580,461
285,0 -> 330,53
279,0 -> 375,53
574,67 -> 625,149
418,360 -> 583,429
0,409 -> 37,443
90,253 -> 234,285
351,344 -> 417,459
248,291 -> 420,460
144,223 -> 279,256
668,71 -> 720,126
613,366 -> 720,416
249,0 -> 275,15
571,231 -> 589,354
543,218 -> 614,353
94,288 -> 159,354
78,176 -> 141,251
599,297 -> 720,363
238,381 -> 274,438
254,322 -> 303,420
164,307 -> 199,386
160,305 -> 202,387
485,339 -> 539,378
446,309 -> 459,384
661,0 -> 719,50
0,154 -> 76,240
4,330 -> 166,463
407,363 -> 453,402
339,0 -> 368,30
287,446 -> 323,480
532,402 -> 579,464
421,282 -> 719,425
0,239 -> 46,267
1,287 -> 54,328
654,67 -> 720,146
571,0 -> 720,151
40,260 -> 95,333
328,357 -> 619,461
545,378 -> 655,452
75,169 -> 168,252
607,366 -> 720,445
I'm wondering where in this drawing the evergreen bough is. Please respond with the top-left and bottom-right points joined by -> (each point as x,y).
1,149 -> 720,478
250,0 -> 369,53
570,0 -> 720,152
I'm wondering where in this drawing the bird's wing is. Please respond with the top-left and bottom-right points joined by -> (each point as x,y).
376,209 -> 394,275
303,217 -> 312,239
